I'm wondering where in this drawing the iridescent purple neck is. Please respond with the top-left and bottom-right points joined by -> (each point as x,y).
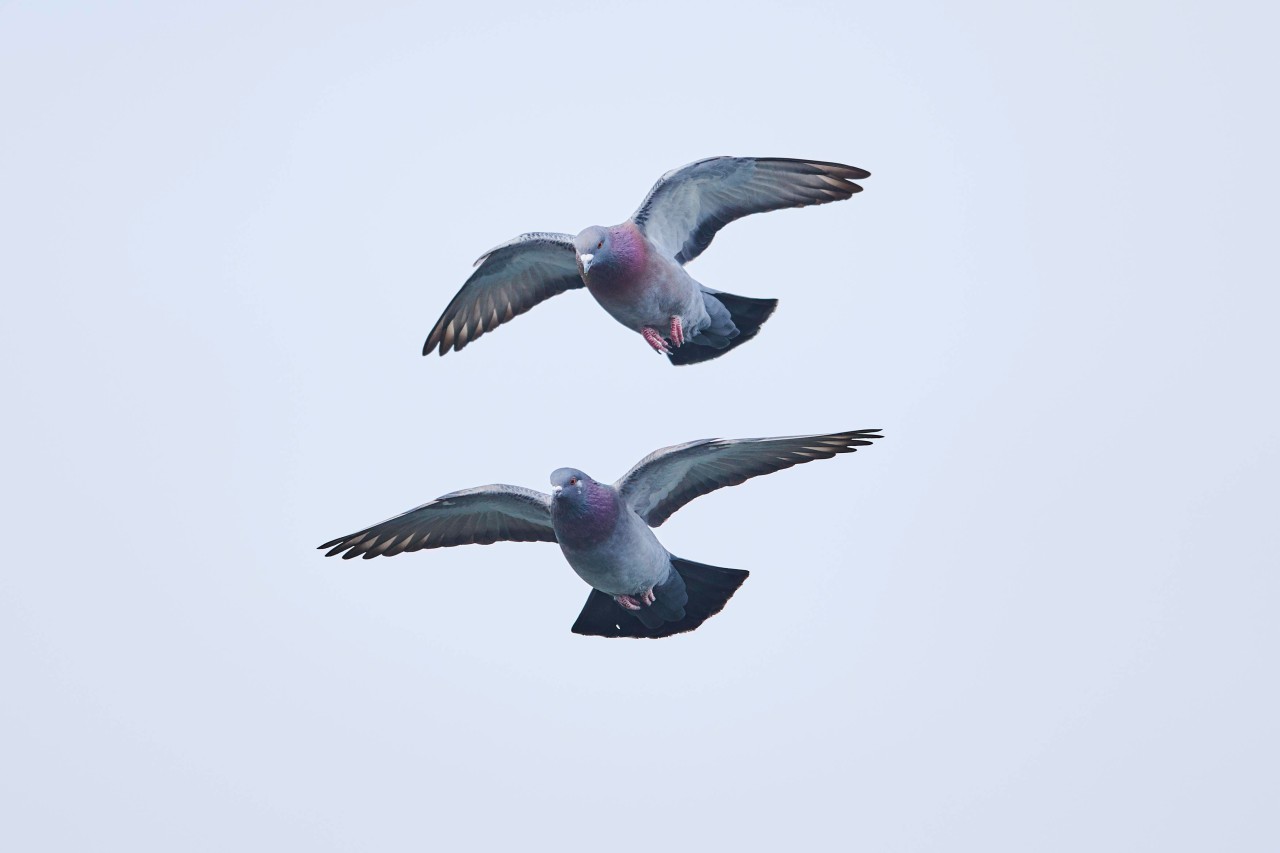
611,222 -> 647,263
553,480 -> 620,547
589,223 -> 648,287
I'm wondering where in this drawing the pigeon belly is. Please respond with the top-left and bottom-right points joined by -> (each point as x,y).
556,508 -> 673,597
587,254 -> 711,337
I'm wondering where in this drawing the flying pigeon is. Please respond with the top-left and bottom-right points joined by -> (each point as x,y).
423,157 -> 870,366
319,429 -> 882,638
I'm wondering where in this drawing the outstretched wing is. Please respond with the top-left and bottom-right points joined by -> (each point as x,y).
319,485 -> 556,559
423,232 -> 582,356
616,429 -> 882,527
631,157 -> 870,265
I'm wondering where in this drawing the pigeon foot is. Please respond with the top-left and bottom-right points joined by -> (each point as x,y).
614,587 -> 656,610
670,316 -> 685,348
641,327 -> 670,355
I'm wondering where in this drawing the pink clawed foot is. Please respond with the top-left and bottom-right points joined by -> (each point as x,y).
641,326 -> 670,355
669,316 -> 685,348
614,587 -> 656,611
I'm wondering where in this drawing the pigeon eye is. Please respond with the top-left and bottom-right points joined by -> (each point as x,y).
596,241 -> 602,249
569,477 -> 578,485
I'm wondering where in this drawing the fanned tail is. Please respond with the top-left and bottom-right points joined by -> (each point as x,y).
570,557 -> 749,639
667,290 -> 778,366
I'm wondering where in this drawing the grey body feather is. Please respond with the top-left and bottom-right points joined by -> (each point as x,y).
581,239 -> 714,341
551,484 -> 673,597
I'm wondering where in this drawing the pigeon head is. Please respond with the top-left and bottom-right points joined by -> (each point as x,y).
549,467 -> 619,541
550,467 -> 592,505
573,227 -> 610,278
573,224 -> 647,284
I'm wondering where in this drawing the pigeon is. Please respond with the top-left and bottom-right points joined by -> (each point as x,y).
423,157 -> 870,366
319,429 -> 882,638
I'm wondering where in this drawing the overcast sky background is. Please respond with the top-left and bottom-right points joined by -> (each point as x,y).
2,2 -> 1276,850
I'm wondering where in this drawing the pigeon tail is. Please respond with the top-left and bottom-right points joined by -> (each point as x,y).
667,290 -> 778,366
570,557 -> 749,638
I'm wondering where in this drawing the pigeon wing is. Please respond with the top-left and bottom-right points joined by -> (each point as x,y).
631,157 -> 870,265
424,232 -> 582,356
616,429 -> 883,527
319,485 -> 556,559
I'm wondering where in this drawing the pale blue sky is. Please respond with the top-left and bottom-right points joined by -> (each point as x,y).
1,2 -> 1276,850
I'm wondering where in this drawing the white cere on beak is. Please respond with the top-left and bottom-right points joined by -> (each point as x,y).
579,253 -> 594,274
552,485 -> 562,495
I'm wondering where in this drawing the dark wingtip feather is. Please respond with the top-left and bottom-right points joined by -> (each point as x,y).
756,157 -> 871,180
793,158 -> 871,181
319,532 -> 354,551
834,429 -> 885,452
423,325 -> 448,356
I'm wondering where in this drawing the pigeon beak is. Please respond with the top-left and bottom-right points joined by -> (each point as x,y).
578,253 -> 593,276
552,485 -> 563,498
